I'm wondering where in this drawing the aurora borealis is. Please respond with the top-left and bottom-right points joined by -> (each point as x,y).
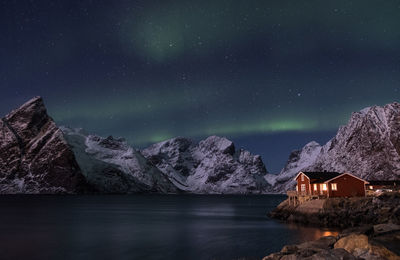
1,1 -> 400,171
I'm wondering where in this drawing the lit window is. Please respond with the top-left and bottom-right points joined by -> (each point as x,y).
301,184 -> 306,192
313,184 -> 317,191
369,186 -> 373,190
321,184 -> 327,191
331,183 -> 337,191
296,185 -> 298,191
301,174 -> 304,181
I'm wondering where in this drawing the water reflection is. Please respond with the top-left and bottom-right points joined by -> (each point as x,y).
0,195 -> 339,260
285,223 -> 340,242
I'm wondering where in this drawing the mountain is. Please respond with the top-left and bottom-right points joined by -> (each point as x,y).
0,97 -> 271,194
269,141 -> 322,193
274,102 -> 400,192
0,97 -> 88,193
142,136 -> 271,193
62,127 -> 178,193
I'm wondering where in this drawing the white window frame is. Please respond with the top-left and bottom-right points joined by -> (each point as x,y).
313,184 -> 317,191
301,184 -> 306,192
331,183 -> 337,191
301,174 -> 304,181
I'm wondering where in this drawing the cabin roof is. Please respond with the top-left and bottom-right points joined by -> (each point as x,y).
302,172 -> 342,183
294,171 -> 369,184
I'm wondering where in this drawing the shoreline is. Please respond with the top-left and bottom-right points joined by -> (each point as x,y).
269,193 -> 400,228
265,193 -> 400,259
263,223 -> 400,259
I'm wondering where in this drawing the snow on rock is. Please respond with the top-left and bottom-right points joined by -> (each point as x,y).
142,135 -> 272,194
0,97 -> 89,193
269,141 -> 322,192
275,102 -> 400,192
61,127 -> 178,193
307,103 -> 400,180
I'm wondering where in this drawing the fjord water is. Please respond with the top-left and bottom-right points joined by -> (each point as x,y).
0,195 -> 337,260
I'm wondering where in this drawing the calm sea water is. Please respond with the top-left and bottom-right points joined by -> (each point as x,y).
0,195 -> 337,260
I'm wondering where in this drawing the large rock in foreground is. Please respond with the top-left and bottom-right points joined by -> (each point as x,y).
0,97 -> 88,193
263,224 -> 400,260
142,136 -> 272,193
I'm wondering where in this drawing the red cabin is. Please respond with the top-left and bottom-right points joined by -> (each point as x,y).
294,171 -> 369,198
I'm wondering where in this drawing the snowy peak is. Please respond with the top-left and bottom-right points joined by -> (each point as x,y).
4,96 -> 51,143
268,141 -> 321,190
274,102 -> 400,192
62,127 -> 178,193
142,135 -> 271,194
199,136 -> 235,155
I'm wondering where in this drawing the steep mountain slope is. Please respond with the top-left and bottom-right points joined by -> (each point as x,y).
308,103 -> 400,180
270,141 -> 321,192
0,97 -> 88,193
276,102 -> 400,192
142,136 -> 272,193
62,127 -> 179,193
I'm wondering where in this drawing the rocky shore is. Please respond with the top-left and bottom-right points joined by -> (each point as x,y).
263,223 -> 400,260
269,193 -> 400,228
265,193 -> 400,259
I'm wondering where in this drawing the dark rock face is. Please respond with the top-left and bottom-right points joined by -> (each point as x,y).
0,97 -> 88,193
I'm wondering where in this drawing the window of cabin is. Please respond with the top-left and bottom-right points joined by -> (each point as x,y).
331,183 -> 337,191
301,174 -> 304,181
320,183 -> 327,191
296,185 -> 298,191
369,185 -> 373,190
313,184 -> 317,191
301,184 -> 305,192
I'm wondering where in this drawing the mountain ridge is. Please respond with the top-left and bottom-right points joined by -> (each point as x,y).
272,102 -> 400,192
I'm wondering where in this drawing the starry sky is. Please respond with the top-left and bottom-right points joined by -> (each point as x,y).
1,0 -> 400,172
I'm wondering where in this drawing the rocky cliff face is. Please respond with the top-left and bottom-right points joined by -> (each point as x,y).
142,136 -> 271,193
275,103 -> 400,192
270,141 -> 321,193
62,127 -> 178,193
0,97 -> 88,193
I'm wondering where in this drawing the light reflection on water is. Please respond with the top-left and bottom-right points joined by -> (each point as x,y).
0,195 -> 339,260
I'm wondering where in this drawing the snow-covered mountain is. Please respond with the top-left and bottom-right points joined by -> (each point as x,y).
0,97 -> 88,193
0,97 -> 271,194
269,141 -> 321,192
274,102 -> 400,192
4,97 -> 398,194
142,136 -> 272,193
62,127 -> 179,193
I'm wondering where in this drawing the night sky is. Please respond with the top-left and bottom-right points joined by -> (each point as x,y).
1,1 -> 400,172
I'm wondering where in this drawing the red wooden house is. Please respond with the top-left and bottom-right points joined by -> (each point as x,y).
294,171 -> 369,197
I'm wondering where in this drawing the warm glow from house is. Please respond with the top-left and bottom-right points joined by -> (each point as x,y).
369,185 -> 373,190
322,184 -> 327,191
331,183 -> 337,191
313,184 -> 317,191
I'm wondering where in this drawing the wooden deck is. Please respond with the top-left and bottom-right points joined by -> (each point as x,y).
287,190 -> 324,206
